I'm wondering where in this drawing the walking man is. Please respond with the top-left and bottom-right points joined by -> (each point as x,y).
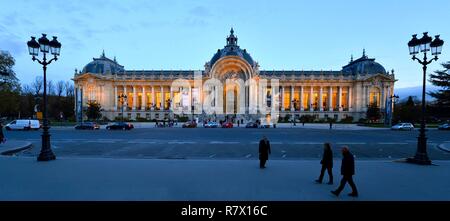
315,143 -> 333,184
259,136 -> 271,169
0,122 -> 5,143
331,146 -> 358,197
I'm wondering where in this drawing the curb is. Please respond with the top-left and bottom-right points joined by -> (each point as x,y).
437,144 -> 450,153
0,142 -> 33,156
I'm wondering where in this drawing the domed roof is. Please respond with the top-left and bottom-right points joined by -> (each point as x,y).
209,28 -> 255,67
82,51 -> 124,74
342,50 -> 386,75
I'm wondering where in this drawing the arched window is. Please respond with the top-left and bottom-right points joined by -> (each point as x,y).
369,87 -> 381,107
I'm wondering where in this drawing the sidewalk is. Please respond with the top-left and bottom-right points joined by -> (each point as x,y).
0,141 -> 32,155
1,156 -> 449,200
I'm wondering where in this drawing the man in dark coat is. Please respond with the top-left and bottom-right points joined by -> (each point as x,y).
315,143 -> 333,184
0,123 -> 5,143
331,146 -> 358,197
259,136 -> 271,168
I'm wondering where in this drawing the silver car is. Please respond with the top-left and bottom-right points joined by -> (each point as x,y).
391,123 -> 414,131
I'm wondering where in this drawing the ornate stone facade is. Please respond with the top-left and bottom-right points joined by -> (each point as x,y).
73,29 -> 396,122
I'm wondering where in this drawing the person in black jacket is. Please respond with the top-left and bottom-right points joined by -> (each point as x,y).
0,123 -> 5,143
259,136 -> 271,169
331,146 -> 358,197
315,143 -> 333,184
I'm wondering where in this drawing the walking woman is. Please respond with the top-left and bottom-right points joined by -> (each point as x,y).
315,143 -> 333,184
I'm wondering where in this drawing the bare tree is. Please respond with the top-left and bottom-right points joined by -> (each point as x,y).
56,80 -> 65,97
22,84 -> 34,95
65,81 -> 74,97
31,76 -> 43,95
47,80 -> 55,95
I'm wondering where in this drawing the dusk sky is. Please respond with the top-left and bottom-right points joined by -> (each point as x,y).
1,0 -> 449,88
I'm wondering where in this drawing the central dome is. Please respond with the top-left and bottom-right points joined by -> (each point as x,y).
209,28 -> 255,68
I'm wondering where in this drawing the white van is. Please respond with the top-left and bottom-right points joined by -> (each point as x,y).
5,119 -> 41,130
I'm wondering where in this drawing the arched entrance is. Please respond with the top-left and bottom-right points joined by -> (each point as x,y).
209,56 -> 254,121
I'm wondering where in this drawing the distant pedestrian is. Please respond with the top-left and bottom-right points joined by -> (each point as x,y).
315,143 -> 333,184
0,123 -> 5,144
258,136 -> 271,169
237,120 -> 240,127
331,146 -> 358,197
329,121 -> 333,129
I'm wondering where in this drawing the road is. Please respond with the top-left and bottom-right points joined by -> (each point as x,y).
4,126 -> 450,160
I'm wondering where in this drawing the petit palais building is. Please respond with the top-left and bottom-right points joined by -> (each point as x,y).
73,29 -> 396,123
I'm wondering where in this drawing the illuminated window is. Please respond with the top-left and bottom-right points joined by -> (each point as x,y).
369,87 -> 381,107
283,90 -> 290,110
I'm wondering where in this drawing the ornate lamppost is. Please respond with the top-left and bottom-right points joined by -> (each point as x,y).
388,94 -> 399,127
27,34 -> 61,161
407,32 -> 444,165
118,94 -> 127,122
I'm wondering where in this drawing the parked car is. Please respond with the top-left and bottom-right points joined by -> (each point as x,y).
5,119 -> 40,130
222,122 -> 233,128
204,121 -> 220,128
106,122 -> 134,130
245,122 -> 258,128
74,122 -> 100,130
438,123 -> 450,130
182,121 -> 197,128
391,123 -> 414,131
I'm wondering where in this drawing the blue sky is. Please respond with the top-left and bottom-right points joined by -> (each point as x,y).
1,0 -> 449,88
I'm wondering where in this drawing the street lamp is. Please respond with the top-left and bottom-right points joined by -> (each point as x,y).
388,94 -> 399,127
27,34 -> 61,161
407,32 -> 444,165
118,94 -> 127,122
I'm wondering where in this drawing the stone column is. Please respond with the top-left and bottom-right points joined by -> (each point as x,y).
381,86 -> 385,109
281,86 -> 285,111
338,86 -> 342,111
151,86 -> 155,110
290,86 -> 294,111
328,86 -> 333,111
319,86 -> 323,111
123,86 -> 127,110
170,86 -> 174,110
189,86 -> 192,107
271,86 -> 277,111
300,86 -> 304,111
114,86 -> 117,110
309,86 -> 313,112
366,86 -> 370,108
161,85 -> 164,110
132,86 -> 137,110
348,86 -> 352,111
141,86 -> 146,111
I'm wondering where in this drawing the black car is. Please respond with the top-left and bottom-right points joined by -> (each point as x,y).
74,122 -> 100,130
106,122 -> 134,130
245,122 -> 258,128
